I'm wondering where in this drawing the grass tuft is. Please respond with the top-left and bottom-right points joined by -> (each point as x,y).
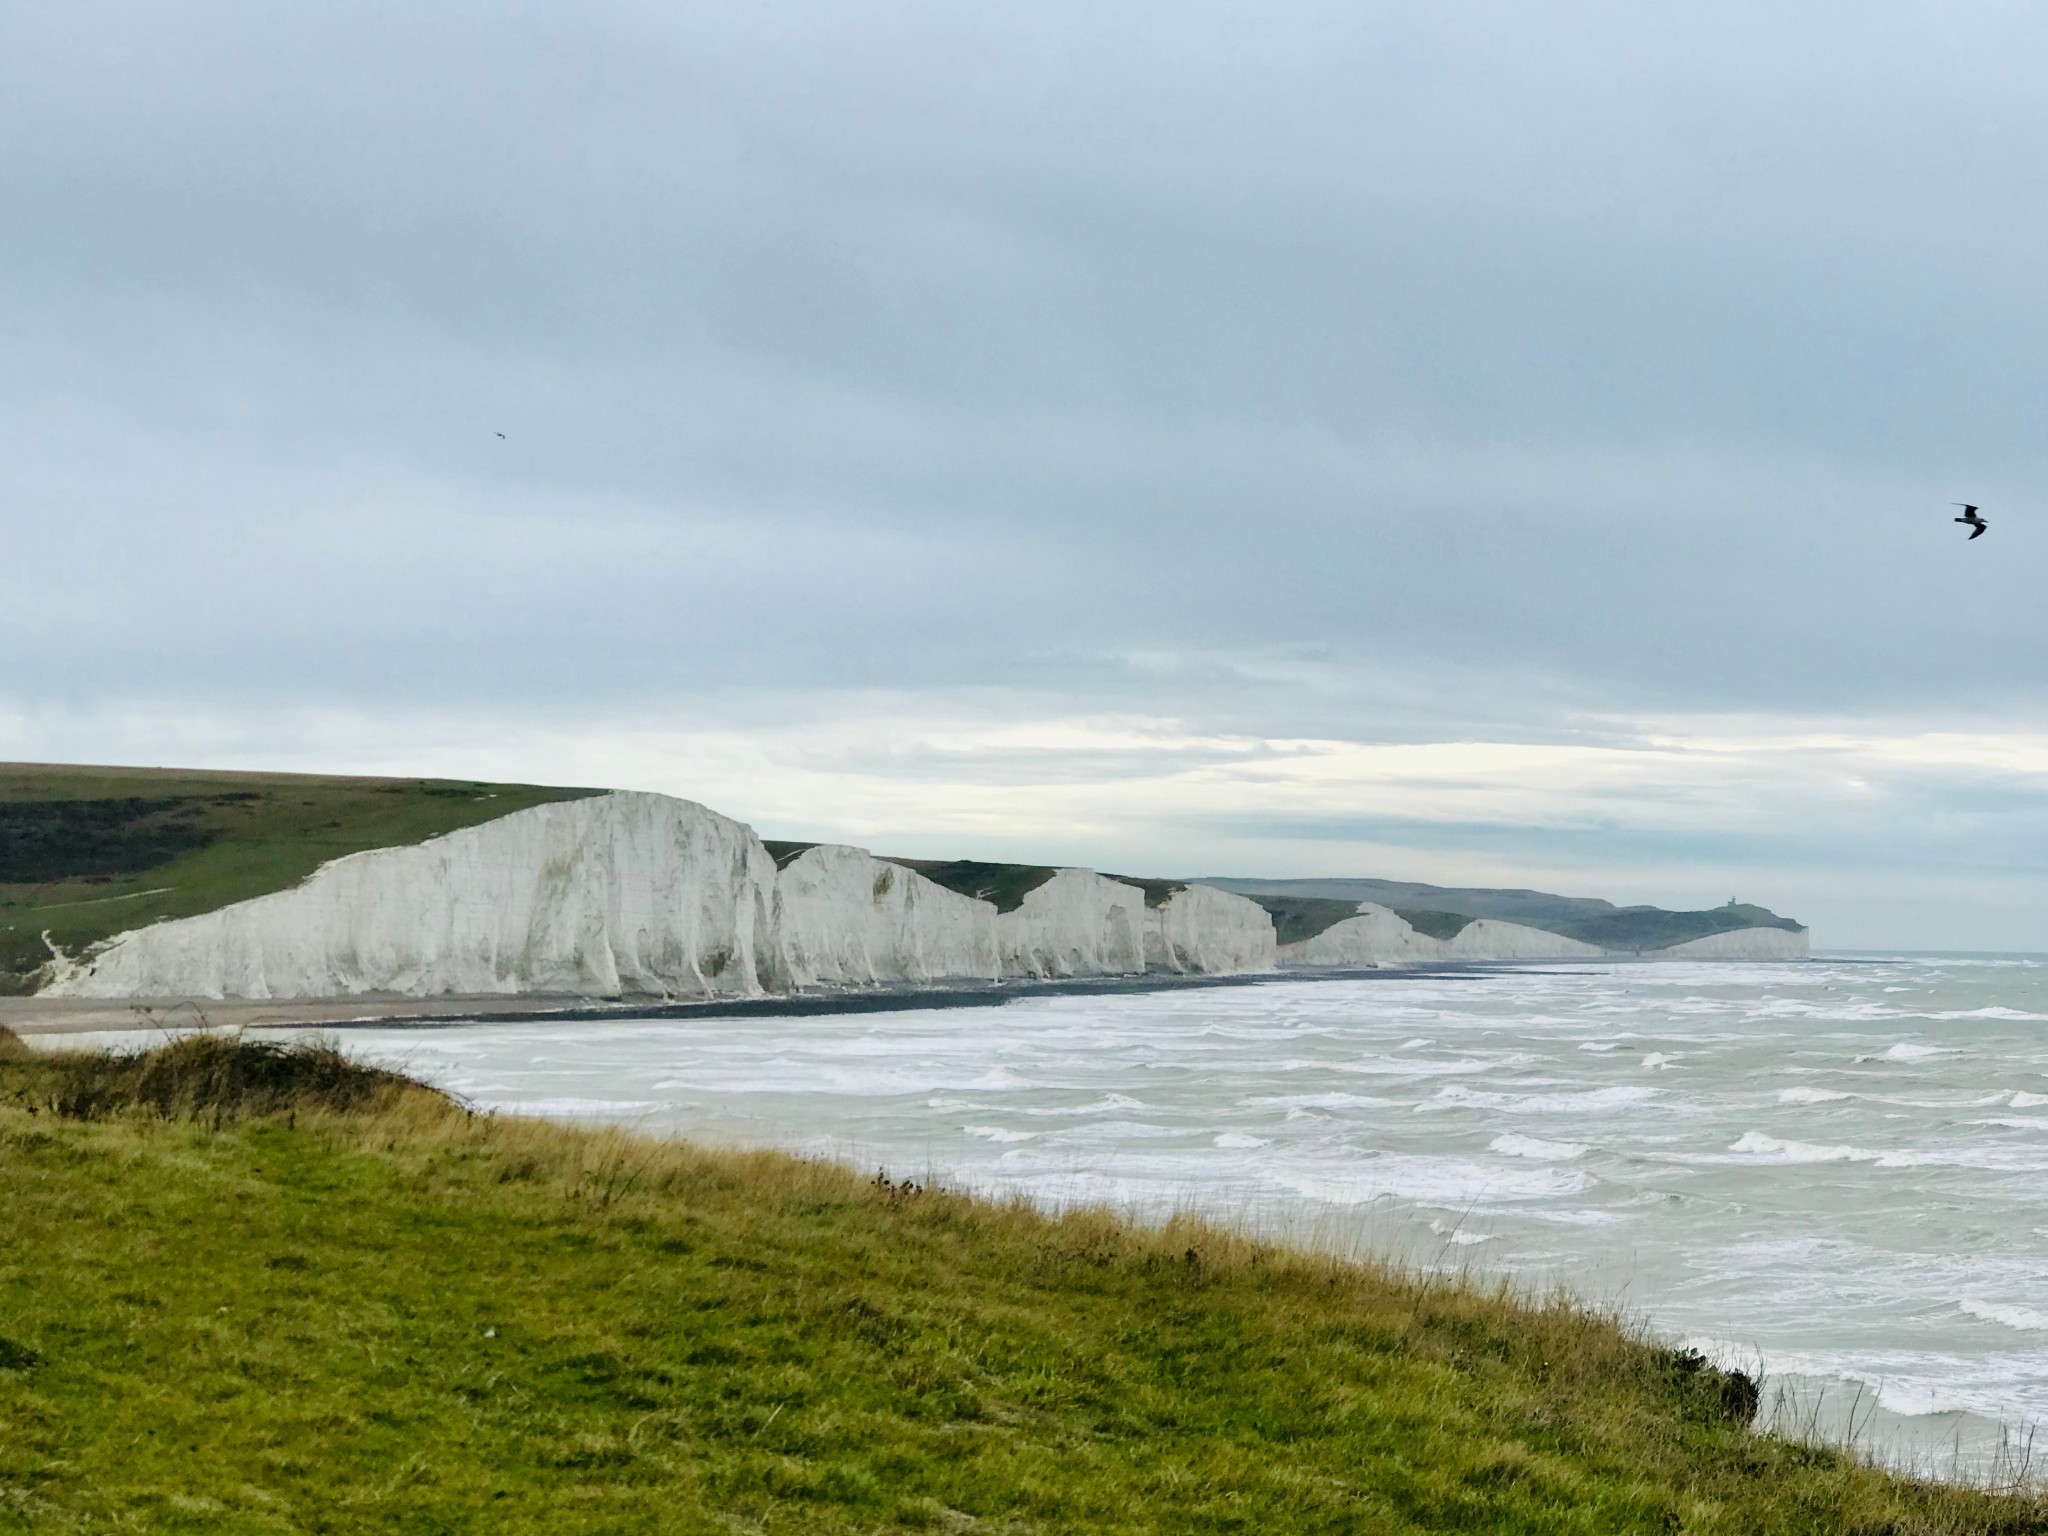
6,1032 -> 424,1122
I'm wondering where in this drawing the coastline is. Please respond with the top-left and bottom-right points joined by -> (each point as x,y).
2,951 -> 1823,1039
0,961 -> 1582,1037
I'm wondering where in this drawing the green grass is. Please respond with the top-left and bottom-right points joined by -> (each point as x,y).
1393,909 -> 1476,942
0,764 -> 603,992
3,1032 -> 2041,1534
1253,896 -> 1367,946
879,859 -> 1060,915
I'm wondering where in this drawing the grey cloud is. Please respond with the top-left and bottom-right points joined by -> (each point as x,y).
6,1 -> 2048,940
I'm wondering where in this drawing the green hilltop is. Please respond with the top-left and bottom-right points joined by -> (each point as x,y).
0,764 -> 601,993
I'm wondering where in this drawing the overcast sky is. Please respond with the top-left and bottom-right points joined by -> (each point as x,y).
5,2 -> 2047,947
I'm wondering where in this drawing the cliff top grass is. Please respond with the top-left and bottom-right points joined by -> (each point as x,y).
880,857 -> 1061,914
0,763 -> 604,993
1251,898 -> 1480,947
3,1029 -> 2041,1534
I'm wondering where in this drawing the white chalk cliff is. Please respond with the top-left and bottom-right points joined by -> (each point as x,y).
995,869 -> 1148,979
1656,926 -> 1809,960
38,790 -> 1805,1001
772,844 -> 1000,988
1278,903 -> 1605,967
47,792 -> 779,1001
1145,884 -> 1277,975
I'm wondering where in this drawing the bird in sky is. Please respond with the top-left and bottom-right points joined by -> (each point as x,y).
1954,503 -> 1988,540
495,432 -> 506,439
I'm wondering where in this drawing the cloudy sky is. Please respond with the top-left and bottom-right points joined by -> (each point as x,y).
5,2 -> 2047,947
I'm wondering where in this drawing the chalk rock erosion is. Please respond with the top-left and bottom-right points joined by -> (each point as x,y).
1278,904 -> 1603,967
1657,926 -> 1809,960
1443,919 -> 1607,961
996,869 -> 1149,979
45,792 -> 780,1001
773,844 -> 1001,988
1145,884 -> 1278,975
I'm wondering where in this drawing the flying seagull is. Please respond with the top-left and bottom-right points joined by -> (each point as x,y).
1954,503 -> 1988,540
495,432 -> 506,439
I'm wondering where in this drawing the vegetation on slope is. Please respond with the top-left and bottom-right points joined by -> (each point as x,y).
1252,895 -> 1367,946
1213,879 -> 1802,953
0,764 -> 603,993
1393,908 -> 1477,942
879,858 -> 1060,914
1248,897 -> 1476,948
2,1030 -> 2038,1534
1106,876 -> 1187,909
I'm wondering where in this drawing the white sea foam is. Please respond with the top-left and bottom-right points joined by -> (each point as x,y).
1491,1133 -> 1589,1161
1214,1133 -> 1271,1149
962,1125 -> 1037,1143
1778,1086 -> 1851,1103
2012,1091 -> 2048,1108
1729,1130 -> 1875,1162
1960,1299 -> 2048,1333
1429,1219 -> 1496,1246
492,1097 -> 660,1117
1023,1093 -> 1146,1116
1426,1083 -> 1658,1114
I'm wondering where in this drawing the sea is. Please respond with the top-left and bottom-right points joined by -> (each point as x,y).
84,953 -> 2048,1481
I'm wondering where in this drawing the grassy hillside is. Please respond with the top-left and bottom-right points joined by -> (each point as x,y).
0,764 -> 602,993
1211,878 -> 1802,953
880,858 -> 1060,914
2,1031 -> 2039,1534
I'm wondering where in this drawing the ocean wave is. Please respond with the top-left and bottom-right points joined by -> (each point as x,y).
1428,1219 -> 1496,1246
1304,1055 -> 1506,1079
1022,1093 -> 1147,1117
1960,1299 -> 2048,1333
962,1125 -> 1036,1143
490,1097 -> 660,1117
1491,1133 -> 1590,1161
1239,1091 -> 1396,1109
1426,1083 -> 1659,1114
1858,1043 -> 1951,1063
1213,1132 -> 1271,1149
1273,1153 -> 1597,1208
1728,1130 -> 1873,1162
2012,1091 -> 2048,1109
1778,1086 -> 1851,1103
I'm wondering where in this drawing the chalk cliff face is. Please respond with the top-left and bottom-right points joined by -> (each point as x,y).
1658,926 -> 1809,960
773,844 -> 1000,988
46,792 -> 779,1001
1443,919 -> 1606,960
1278,903 -> 1603,967
1146,884 -> 1278,975
37,788 -> 1806,1001
996,869 -> 1148,979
